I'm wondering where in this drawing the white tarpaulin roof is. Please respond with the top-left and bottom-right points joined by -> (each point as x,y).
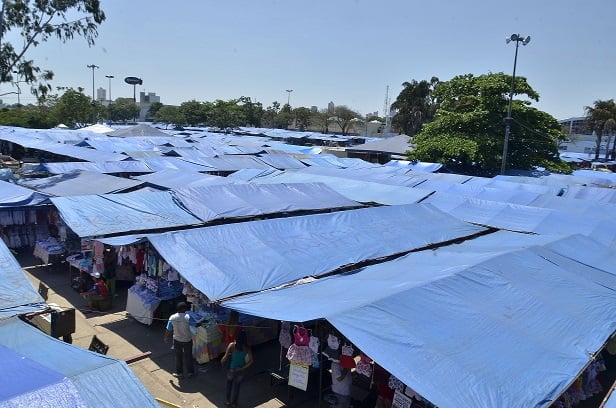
128,204 -> 487,301
222,232 -> 616,408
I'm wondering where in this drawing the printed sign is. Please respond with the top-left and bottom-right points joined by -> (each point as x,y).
288,362 -> 309,391
392,388 -> 413,408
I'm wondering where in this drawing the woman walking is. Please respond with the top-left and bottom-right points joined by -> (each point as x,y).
221,330 -> 253,407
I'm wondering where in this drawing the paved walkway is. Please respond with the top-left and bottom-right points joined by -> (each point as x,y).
20,254 -> 320,408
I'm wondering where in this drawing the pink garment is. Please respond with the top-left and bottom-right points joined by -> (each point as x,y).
293,325 -> 310,346
286,344 -> 313,366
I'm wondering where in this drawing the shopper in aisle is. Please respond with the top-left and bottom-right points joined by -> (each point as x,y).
164,302 -> 195,379
102,246 -> 117,296
221,330 -> 253,407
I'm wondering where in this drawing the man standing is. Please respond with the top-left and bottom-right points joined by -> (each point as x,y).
102,247 -> 116,297
164,302 -> 195,379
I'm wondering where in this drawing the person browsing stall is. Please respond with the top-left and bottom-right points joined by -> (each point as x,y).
221,330 -> 253,407
164,302 -> 196,379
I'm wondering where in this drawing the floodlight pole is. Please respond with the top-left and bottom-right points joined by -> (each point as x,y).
286,89 -> 293,107
87,64 -> 99,124
105,75 -> 114,122
500,34 -> 530,175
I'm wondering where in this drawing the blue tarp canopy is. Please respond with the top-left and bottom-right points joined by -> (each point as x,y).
0,132 -> 126,162
0,240 -> 47,319
186,156 -> 274,171
134,170 -> 236,190
50,182 -> 360,237
126,204 -> 487,300
134,156 -> 215,172
50,190 -> 203,237
18,171 -> 145,196
172,182 -> 361,222
222,232 -> 616,408
0,342 -> 86,407
0,317 -> 158,408
251,171 -> 432,205
255,154 -> 307,170
41,161 -> 151,174
422,192 -> 616,247
0,181 -> 50,207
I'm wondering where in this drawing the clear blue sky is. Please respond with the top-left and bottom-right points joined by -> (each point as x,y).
2,0 -> 614,120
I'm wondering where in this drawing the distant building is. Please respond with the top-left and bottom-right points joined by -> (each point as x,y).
327,101 -> 335,114
139,91 -> 161,121
97,87 -> 106,103
559,116 -> 587,137
310,106 -> 318,113
557,116 -> 609,156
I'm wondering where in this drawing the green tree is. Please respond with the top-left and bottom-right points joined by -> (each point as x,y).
238,96 -> 263,127
391,77 -> 439,136
331,106 -> 362,135
293,107 -> 312,131
409,73 -> 568,174
0,104 -> 56,128
310,109 -> 330,133
208,99 -> 245,129
154,105 -> 185,129
51,88 -> 93,127
179,100 -> 207,126
110,98 -> 140,123
1,1 -> 105,98
584,99 -> 616,160
146,101 -> 163,121
261,101 -> 281,128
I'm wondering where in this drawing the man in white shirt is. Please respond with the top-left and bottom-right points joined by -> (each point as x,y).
164,302 -> 195,379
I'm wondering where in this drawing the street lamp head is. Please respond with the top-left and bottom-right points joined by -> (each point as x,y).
506,34 -> 531,45
105,75 -> 114,79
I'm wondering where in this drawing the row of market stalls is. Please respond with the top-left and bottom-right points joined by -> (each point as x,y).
0,236 -> 157,407
2,123 -> 616,407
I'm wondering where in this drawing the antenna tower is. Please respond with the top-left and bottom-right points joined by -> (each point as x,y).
383,85 -> 391,135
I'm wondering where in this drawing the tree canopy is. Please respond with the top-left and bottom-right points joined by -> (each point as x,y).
50,88 -> 93,127
585,99 -> 616,160
391,77 -> 439,136
331,106 -> 362,136
0,0 -> 106,98
409,73 -> 569,175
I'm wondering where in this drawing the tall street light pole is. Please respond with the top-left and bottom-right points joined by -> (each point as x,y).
105,74 -> 114,122
285,89 -> 293,107
500,34 -> 530,175
87,64 -> 99,124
